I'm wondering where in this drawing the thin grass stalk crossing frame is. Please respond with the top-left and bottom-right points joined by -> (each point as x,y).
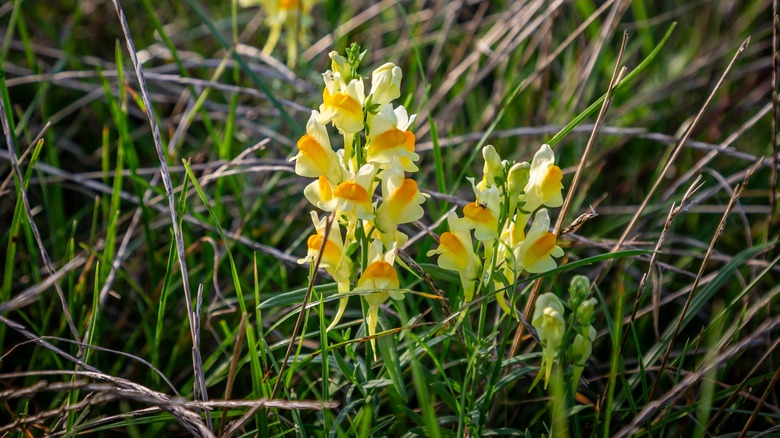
109,0 -> 209,423
592,36 -> 751,287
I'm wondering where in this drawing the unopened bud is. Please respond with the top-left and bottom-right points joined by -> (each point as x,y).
369,63 -> 402,106
328,51 -> 350,80
576,297 -> 597,327
532,293 -> 566,389
569,275 -> 591,302
570,325 -> 596,365
507,161 -> 530,213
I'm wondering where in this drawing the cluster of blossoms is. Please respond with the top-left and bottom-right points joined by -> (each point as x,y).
294,45 -> 426,355
239,0 -> 318,66
531,276 -> 597,390
427,143 -> 566,318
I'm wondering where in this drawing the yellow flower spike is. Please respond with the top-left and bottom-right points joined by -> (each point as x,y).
292,111 -> 346,185
333,163 -> 376,222
462,178 -> 501,241
297,212 -> 353,330
476,145 -> 505,191
366,104 -> 419,172
303,175 -> 338,212
427,212 -> 481,303
369,62 -> 403,106
375,159 -> 428,248
523,144 -> 564,212
355,240 -> 403,359
318,72 -> 365,134
516,208 -> 564,273
531,293 -> 566,390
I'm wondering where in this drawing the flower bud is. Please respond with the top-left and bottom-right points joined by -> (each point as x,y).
477,145 -> 504,190
507,161 -> 530,213
569,275 -> 591,303
329,51 -> 350,80
570,325 -> 596,390
576,298 -> 597,327
370,62 -> 402,106
532,293 -> 566,389
570,325 -> 596,365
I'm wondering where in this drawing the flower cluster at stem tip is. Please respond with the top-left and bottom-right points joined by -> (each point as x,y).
427,143 -> 566,318
294,44 -> 426,357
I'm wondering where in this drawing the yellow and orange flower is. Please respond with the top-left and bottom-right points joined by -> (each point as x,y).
292,111 -> 345,185
317,72 -> 365,134
522,144 -> 564,212
375,159 -> 428,248
297,211 -> 353,330
516,209 -> 564,273
462,178 -> 501,241
427,212 -> 481,303
366,104 -> 419,171
355,239 -> 404,357
303,175 -> 337,212
333,163 -> 376,222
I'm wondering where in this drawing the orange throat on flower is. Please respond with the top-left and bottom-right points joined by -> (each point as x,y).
525,232 -> 557,266
279,0 -> 300,10
439,232 -> 468,268
541,165 -> 563,196
464,202 -> 494,225
297,135 -> 329,173
371,129 -> 407,152
389,179 -> 418,208
307,234 -> 341,263
323,88 -> 362,118
360,261 -> 399,288
317,176 -> 333,201
334,181 -> 370,204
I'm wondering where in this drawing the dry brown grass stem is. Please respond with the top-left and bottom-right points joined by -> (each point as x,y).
0,390 -> 116,435
592,37 -> 751,290
707,334 -> 780,432
639,176 -> 704,341
0,377 -> 337,435
650,159 -> 761,400
614,315 -> 780,438
110,0 -> 213,429
0,331 -> 213,437
663,102 -> 771,200
219,313 -> 247,435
